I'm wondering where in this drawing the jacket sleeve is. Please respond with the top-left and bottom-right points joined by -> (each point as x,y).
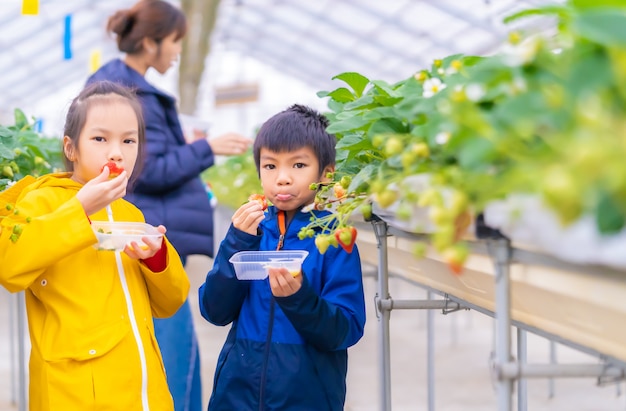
132,94 -> 215,195
276,244 -> 366,352
198,224 -> 259,326
0,193 -> 95,293
140,237 -> 190,318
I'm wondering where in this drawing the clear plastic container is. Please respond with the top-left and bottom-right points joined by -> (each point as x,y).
92,221 -> 163,252
229,250 -> 309,280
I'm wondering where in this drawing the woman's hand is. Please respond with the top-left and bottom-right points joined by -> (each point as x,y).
268,267 -> 303,297
232,201 -> 265,235
206,132 -> 252,156
76,168 -> 128,216
124,225 -> 166,260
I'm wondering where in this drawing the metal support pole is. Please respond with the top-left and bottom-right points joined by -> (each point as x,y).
499,363 -> 626,379
17,291 -> 27,411
427,291 -> 435,411
548,340 -> 556,398
490,238 -> 512,411
372,220 -> 392,411
378,298 -> 463,311
9,290 -> 17,405
517,329 -> 528,411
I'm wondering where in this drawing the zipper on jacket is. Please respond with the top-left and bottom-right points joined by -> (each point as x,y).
107,205 -> 150,411
259,210 -> 286,410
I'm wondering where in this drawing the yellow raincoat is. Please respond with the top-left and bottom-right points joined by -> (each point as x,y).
0,173 -> 190,411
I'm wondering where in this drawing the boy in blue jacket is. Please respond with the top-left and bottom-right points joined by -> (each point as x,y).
198,104 -> 366,411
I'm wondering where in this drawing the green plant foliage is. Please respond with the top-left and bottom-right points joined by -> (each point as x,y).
0,109 -> 64,191
201,150 -> 263,210
300,0 -> 626,263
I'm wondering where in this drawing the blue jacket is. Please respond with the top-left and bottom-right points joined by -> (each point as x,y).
199,207 -> 366,411
87,59 -> 215,258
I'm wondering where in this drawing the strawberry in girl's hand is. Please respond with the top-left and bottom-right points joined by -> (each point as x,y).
248,194 -> 268,211
101,161 -> 124,178
335,226 -> 357,253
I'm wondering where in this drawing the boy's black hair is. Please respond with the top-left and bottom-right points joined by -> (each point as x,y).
253,104 -> 336,176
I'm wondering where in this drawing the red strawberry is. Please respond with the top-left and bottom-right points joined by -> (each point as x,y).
101,161 -> 124,178
442,245 -> 469,276
333,183 -> 346,199
248,194 -> 268,211
335,226 -> 357,253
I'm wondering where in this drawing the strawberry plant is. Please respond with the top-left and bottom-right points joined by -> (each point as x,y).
300,0 -> 626,272
0,108 -> 63,192
202,150 -> 263,211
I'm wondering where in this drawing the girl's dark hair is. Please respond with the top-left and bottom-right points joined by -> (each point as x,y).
63,80 -> 146,187
107,0 -> 187,54
253,104 -> 336,176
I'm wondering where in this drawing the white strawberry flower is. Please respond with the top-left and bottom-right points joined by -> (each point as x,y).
423,78 -> 447,98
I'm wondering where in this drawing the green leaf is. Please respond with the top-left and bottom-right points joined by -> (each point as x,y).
0,144 -> 15,160
13,109 -> 29,130
326,115 -> 370,134
457,137 -> 497,170
572,0 -> 626,9
595,192 -> 625,234
362,107 -> 400,121
368,118 -> 409,135
503,5 -> 570,25
332,72 -> 370,98
348,164 -> 378,192
572,9 -> 626,47
326,87 -> 355,103
336,134 -> 370,151
344,95 -> 375,110
370,80 -> 399,98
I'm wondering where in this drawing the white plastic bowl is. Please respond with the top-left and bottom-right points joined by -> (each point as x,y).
229,250 -> 309,280
92,221 -> 163,252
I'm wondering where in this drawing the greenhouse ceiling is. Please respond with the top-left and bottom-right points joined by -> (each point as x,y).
0,0 -> 561,116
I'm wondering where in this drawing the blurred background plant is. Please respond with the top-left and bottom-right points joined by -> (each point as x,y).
202,150 -> 263,210
0,109 -> 63,192
300,0 -> 626,270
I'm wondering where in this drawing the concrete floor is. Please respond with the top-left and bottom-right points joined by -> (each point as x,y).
2,255 -> 626,410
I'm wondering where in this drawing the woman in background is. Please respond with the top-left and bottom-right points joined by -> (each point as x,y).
87,1 -> 252,410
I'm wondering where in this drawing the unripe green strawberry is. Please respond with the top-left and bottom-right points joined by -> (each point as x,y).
360,203 -> 372,220
384,137 -> 403,157
412,142 -> 430,158
315,235 -> 331,254
2,166 -> 14,179
340,176 -> 351,189
376,190 -> 398,208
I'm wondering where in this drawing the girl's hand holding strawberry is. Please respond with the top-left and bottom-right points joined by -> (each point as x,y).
76,166 -> 129,216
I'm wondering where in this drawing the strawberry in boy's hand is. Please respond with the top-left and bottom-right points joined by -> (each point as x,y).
335,226 -> 357,253
101,161 -> 124,178
248,194 -> 268,211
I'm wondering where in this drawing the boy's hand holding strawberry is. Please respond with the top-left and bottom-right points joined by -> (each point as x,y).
232,200 -> 266,235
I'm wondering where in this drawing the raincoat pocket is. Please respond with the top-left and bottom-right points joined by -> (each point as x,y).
41,317 -> 130,362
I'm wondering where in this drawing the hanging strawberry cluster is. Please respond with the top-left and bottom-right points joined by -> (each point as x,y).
298,174 -> 370,255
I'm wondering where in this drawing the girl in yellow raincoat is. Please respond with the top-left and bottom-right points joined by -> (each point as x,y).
0,80 -> 189,411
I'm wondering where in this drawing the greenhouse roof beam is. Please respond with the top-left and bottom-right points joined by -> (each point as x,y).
424,0 -> 505,38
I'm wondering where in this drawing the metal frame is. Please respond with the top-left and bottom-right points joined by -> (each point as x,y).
368,218 -> 626,411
